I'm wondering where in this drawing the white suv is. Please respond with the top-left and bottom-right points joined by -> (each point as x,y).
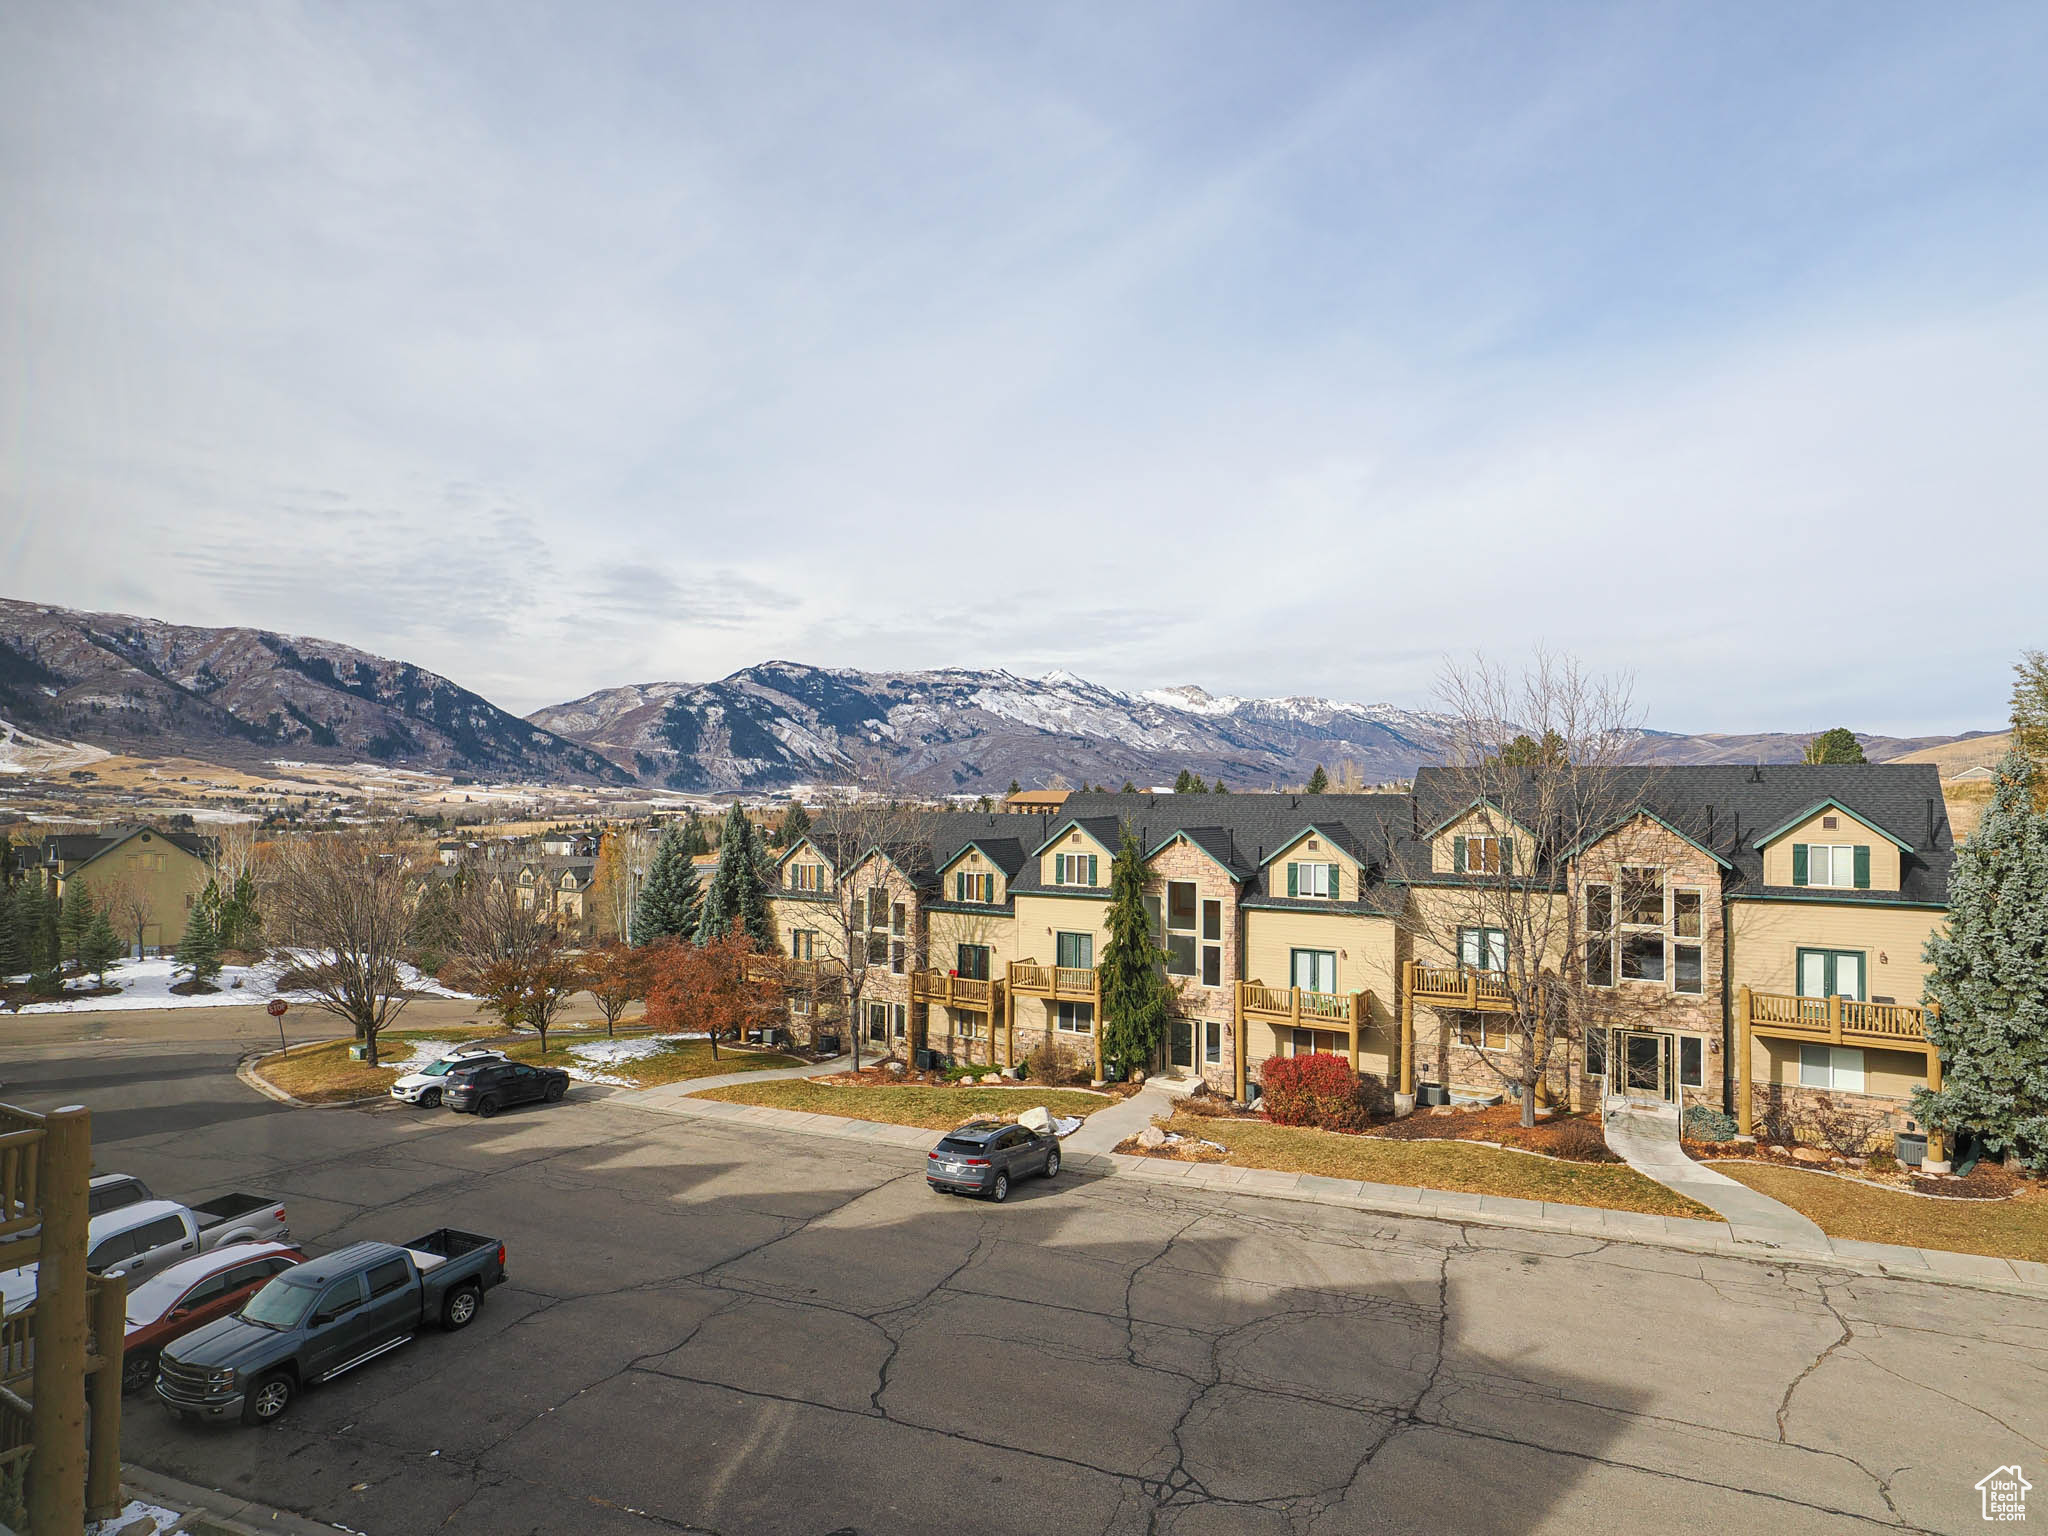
390,1046 -> 506,1107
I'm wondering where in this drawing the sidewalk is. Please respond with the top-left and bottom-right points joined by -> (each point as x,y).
89,1464 -> 340,1535
616,1087 -> 2048,1302
624,1049 -> 854,1108
1602,1102 -> 1830,1250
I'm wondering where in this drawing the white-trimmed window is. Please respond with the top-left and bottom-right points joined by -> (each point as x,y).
1458,926 -> 1507,972
1798,1044 -> 1864,1092
1288,861 -> 1341,898
953,870 -> 995,903
1671,888 -> 1704,995
1797,844 -> 1867,890
1054,852 -> 1099,886
1204,1018 -> 1222,1065
1457,1017 -> 1508,1050
788,863 -> 823,893
1678,1035 -> 1704,1089
790,929 -> 816,961
1453,834 -> 1510,874
1584,883 -> 1615,988
1056,1001 -> 1094,1034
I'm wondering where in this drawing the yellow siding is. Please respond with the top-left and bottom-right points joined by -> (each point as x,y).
1761,810 -> 1903,891
61,832 -> 212,952
1757,1038 -> 1928,1097
1261,830 -> 1366,906
1241,909 -> 1393,998
1729,900 -> 1943,1006
1012,892 -> 1111,966
1036,826 -> 1113,890
927,906 -> 1023,972
938,846 -> 1009,905
1429,807 -> 1536,875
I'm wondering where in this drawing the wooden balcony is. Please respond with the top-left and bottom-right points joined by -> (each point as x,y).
1006,961 -> 1100,1003
909,970 -> 1003,1014
1741,988 -> 1928,1046
1237,982 -> 1363,1027
0,1107 -> 48,1254
1405,961 -> 1514,1014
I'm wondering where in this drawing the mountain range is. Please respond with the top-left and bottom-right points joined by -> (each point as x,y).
0,599 -> 1992,792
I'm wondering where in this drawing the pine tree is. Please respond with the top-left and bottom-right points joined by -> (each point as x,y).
1306,764 -> 1329,794
630,827 -> 703,946
218,868 -> 260,950
8,879 -> 44,975
177,897 -> 223,985
0,875 -> 20,979
1802,728 -> 1866,765
698,804 -> 773,946
1173,769 -> 1193,793
1121,781 -> 1137,794
1098,823 -> 1172,1080
82,905 -> 123,982
783,801 -> 812,846
32,880 -> 61,981
1007,781 -> 1022,797
1913,749 -> 2048,1172
57,878 -> 94,965
1213,781 -> 1229,795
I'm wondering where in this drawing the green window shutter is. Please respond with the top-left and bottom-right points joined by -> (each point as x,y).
1328,863 -> 1341,900
1054,856 -> 1064,886
1287,862 -> 1299,897
1853,845 -> 1870,889
1791,844 -> 1808,887
1087,854 -> 1097,886
1501,837 -> 1514,874
954,872 -> 963,902
1453,838 -> 1466,873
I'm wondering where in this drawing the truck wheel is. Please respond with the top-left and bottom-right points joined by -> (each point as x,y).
1043,1148 -> 1060,1179
989,1172 -> 1010,1203
544,1079 -> 565,1102
421,1088 -> 442,1108
243,1371 -> 294,1425
441,1284 -> 481,1330
476,1096 -> 499,1119
121,1350 -> 157,1394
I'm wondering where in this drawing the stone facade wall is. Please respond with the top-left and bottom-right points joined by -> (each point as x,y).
1145,839 -> 1241,1092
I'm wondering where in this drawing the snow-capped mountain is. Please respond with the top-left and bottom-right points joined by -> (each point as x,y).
0,599 -> 630,783
531,664 -> 1473,792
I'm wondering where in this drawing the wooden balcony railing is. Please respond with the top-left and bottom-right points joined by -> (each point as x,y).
1744,989 -> 1927,1045
1006,962 -> 1099,1002
1406,962 -> 1514,1014
909,970 -> 1001,1012
1236,982 -> 1366,1030
0,1110 -> 47,1247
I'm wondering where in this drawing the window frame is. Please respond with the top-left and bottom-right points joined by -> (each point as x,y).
1457,926 -> 1507,973
1678,1035 -> 1704,1089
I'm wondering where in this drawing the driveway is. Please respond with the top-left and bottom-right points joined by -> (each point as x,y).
5,1024 -> 2038,1535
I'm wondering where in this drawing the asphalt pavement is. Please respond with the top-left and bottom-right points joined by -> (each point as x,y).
7,1014 -> 2039,1536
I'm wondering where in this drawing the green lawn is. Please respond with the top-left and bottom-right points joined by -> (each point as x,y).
690,1080 -> 1112,1131
1713,1162 -> 2048,1262
1150,1112 -> 1718,1220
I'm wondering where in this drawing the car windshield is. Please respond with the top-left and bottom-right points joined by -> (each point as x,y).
421,1059 -> 466,1077
239,1274 -> 317,1330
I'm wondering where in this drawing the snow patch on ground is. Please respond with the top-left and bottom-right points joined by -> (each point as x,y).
10,954 -> 471,1013
561,1033 -> 704,1086
87,1496 -> 186,1535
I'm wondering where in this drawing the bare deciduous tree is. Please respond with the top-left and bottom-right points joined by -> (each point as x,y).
1393,651 -> 1662,1127
449,874 -> 582,1055
261,827 -> 417,1066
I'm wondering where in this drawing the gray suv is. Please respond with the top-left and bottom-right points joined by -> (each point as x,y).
926,1121 -> 1060,1201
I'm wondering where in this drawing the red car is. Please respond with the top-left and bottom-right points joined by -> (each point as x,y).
121,1241 -> 305,1393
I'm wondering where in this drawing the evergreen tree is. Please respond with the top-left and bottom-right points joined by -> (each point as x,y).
1007,781 -> 1022,797
218,868 -> 261,950
82,905 -> 123,982
31,880 -> 61,980
2012,650 -> 2048,807
1214,781 -> 1229,795
1803,728 -> 1866,765
1121,780 -> 1137,794
698,804 -> 774,947
1913,749 -> 2048,1172
1305,764 -> 1329,794
8,879 -> 45,975
1173,769 -> 1193,793
177,897 -> 223,985
0,877 -> 20,979
57,878 -> 94,965
1098,824 -> 1173,1079
631,827 -> 703,946
783,801 -> 812,846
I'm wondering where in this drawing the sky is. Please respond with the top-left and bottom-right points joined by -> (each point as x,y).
3,2 -> 2044,733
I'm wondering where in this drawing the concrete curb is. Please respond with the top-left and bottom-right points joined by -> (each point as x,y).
617,1090 -> 2048,1303
235,1047 -> 390,1110
111,1463 -> 339,1536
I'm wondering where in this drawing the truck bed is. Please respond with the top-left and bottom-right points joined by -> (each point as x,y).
404,1227 -> 496,1262
191,1193 -> 272,1228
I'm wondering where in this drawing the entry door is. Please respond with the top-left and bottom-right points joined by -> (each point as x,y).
1621,1032 -> 1671,1102
1169,1019 -> 1195,1069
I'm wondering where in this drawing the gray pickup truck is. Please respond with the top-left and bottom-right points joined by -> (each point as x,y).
155,1228 -> 506,1425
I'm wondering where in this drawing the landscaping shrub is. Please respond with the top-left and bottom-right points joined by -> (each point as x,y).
1259,1054 -> 1385,1133
1177,1093 -> 1238,1119
1864,1148 -> 1898,1174
1026,1039 -> 1091,1086
1547,1117 -> 1617,1162
1683,1105 -> 1739,1143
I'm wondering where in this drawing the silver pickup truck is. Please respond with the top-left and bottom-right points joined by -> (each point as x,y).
89,1195 -> 292,1285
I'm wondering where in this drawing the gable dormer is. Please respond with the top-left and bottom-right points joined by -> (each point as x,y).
778,837 -> 834,895
1754,800 -> 1910,893
1426,801 -> 1531,876
1264,827 -> 1362,901
1037,824 -> 1113,890
937,843 -> 1009,905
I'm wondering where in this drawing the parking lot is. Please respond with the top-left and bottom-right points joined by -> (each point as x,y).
5,1013 -> 2040,1535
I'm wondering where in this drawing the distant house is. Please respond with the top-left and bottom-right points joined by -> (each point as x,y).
42,827 -> 216,955
1002,789 -> 1070,814
1945,764 -> 1997,783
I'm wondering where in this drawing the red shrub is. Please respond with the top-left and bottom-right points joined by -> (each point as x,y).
1259,1053 -> 1384,1133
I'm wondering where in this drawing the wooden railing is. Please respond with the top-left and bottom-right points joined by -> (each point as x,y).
1747,990 -> 1927,1044
1006,962 -> 1098,1001
0,1112 -> 46,1246
909,970 -> 1000,1011
1236,982 -> 1365,1029
1407,963 -> 1514,1014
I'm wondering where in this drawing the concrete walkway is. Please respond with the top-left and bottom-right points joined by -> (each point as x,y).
1060,1080 -> 1176,1155
612,1087 -> 2048,1302
622,1050 -> 854,1109
1601,1101 -> 1830,1251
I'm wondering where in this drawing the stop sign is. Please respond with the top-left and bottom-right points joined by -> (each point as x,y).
267,999 -> 289,1018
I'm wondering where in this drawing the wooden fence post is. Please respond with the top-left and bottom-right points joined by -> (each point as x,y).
28,1106 -> 90,1536
87,1272 -> 127,1520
